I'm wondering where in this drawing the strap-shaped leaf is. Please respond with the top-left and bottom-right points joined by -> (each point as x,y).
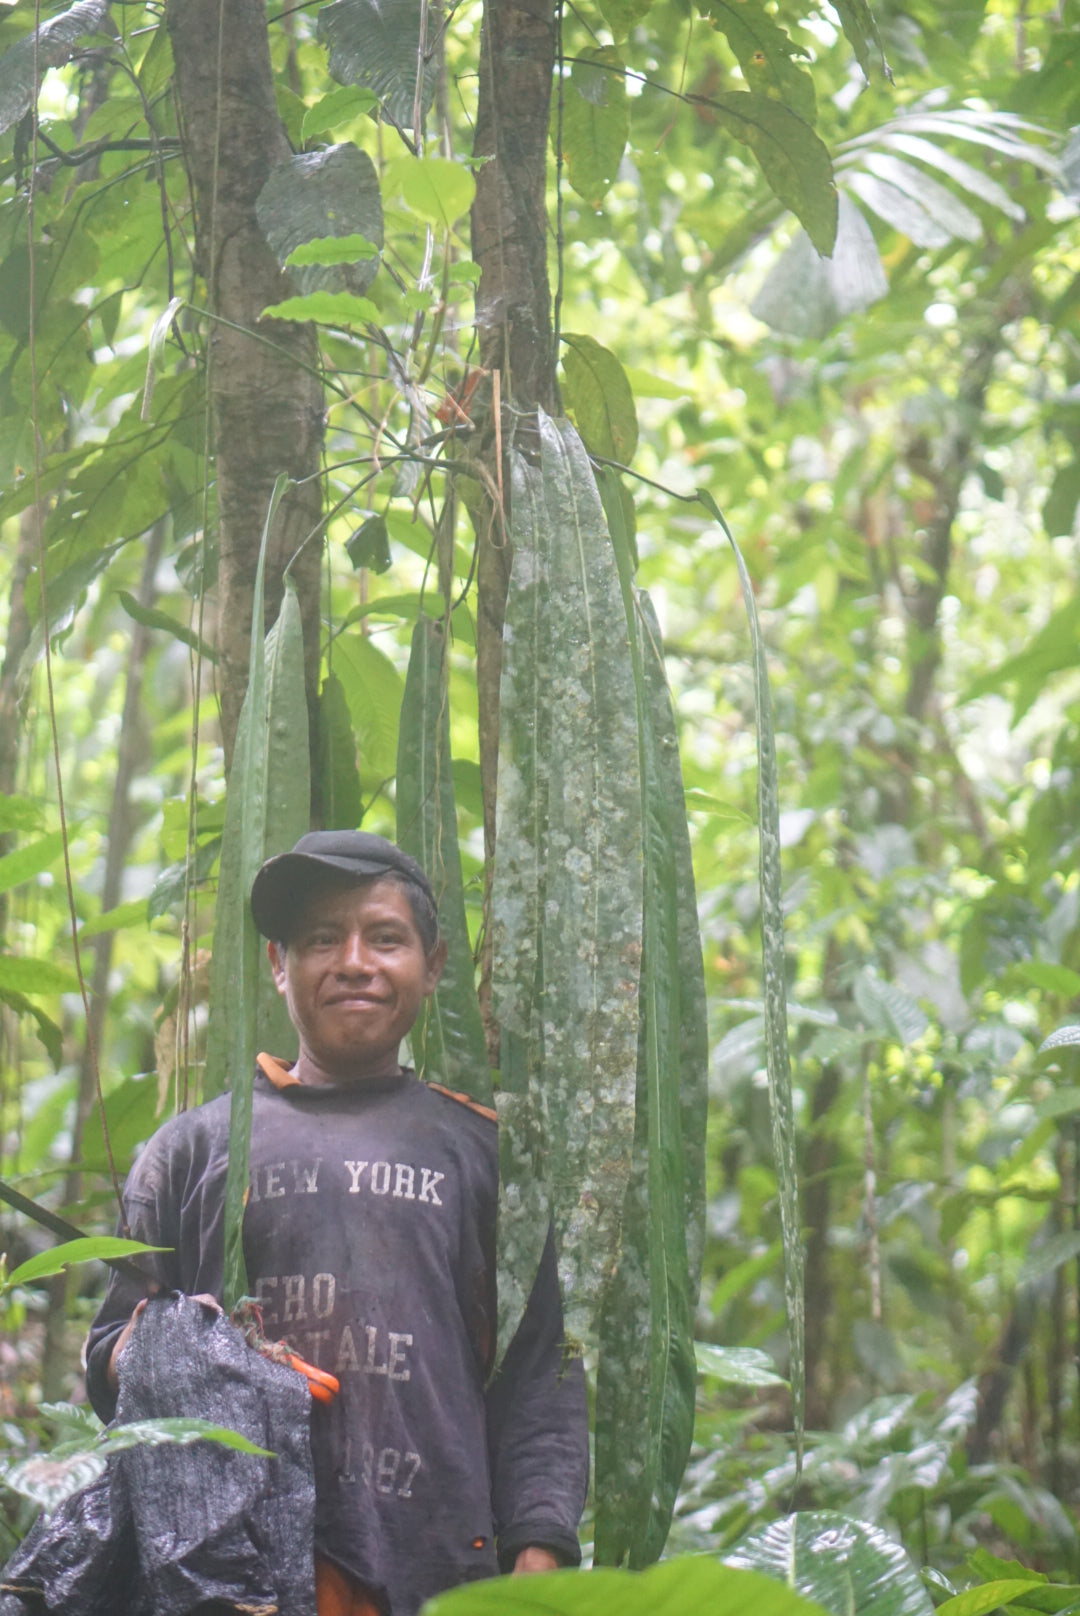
491,452 -> 552,1359
595,472 -> 706,1568
396,617 -> 491,1104
317,0 -> 435,134
492,418 -> 642,1357
318,672 -> 364,831
698,487 -> 804,1473
203,477 -> 311,1311
0,0 -> 110,138
829,0 -> 889,81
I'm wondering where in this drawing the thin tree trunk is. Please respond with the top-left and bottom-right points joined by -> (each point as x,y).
166,0 -> 324,777
469,0 -> 557,1056
0,507 -> 40,941
40,529 -> 165,1399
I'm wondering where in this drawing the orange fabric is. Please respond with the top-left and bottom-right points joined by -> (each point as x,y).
258,1056 -> 498,1124
257,1052 -> 300,1089
427,1083 -> 498,1123
315,1557 -> 381,1616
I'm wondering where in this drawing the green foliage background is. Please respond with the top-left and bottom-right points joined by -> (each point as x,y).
0,0 -> 1079,1605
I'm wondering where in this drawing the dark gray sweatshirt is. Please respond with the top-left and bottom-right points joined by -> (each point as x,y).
84,1060 -> 588,1616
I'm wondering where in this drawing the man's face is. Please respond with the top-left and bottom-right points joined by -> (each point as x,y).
267,878 -> 445,1083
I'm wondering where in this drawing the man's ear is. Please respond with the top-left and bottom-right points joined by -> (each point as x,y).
424,938 -> 448,995
267,939 -> 288,995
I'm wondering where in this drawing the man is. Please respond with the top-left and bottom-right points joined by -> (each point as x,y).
85,831 -> 588,1616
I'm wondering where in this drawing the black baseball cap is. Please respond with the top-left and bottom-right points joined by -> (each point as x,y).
250,830 -> 436,941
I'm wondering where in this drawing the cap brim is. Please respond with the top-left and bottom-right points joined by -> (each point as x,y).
250,852 -> 409,939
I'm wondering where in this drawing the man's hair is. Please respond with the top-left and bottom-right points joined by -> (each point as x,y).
274,868 -> 441,957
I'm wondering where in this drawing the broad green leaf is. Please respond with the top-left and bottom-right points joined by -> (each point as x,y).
853,969 -> 929,1046
935,1584 -> 1048,1616
0,987 -> 63,1068
1017,962 -> 1080,996
0,0 -> 110,137
257,144 -> 383,297
0,955 -> 79,996
561,335 -> 638,464
317,0 -> 436,132
386,155 -> 476,230
285,233 -> 379,269
960,595 -> 1080,719
830,0 -> 889,79
0,1419 -> 270,1514
1044,463 -> 1080,538
5,1238 -> 169,1291
302,84 -> 379,141
728,1512 -> 934,1616
0,831 -> 63,896
136,18 -> 173,98
318,673 -> 364,832
698,487 -> 804,1472
333,631 -> 405,782
751,193 -> 887,339
261,291 -> 379,326
596,0 -> 653,41
559,48 -> 629,211
424,1558 -> 830,1616
710,94 -> 836,255
1040,1024 -> 1080,1055
1017,1230 -> 1080,1287
622,366 -> 688,400
117,590 -> 217,662
595,470 -> 706,1568
699,0 -> 815,126
346,512 -> 392,572
1035,1088 -> 1080,1122
0,795 -> 44,834
147,836 -> 221,922
396,618 -> 491,1104
78,1070 -> 161,1177
695,1342 -> 787,1385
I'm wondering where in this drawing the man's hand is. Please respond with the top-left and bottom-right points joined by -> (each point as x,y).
107,1293 -> 222,1389
513,1548 -> 560,1575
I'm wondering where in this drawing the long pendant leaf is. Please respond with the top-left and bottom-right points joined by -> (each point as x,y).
491,450 -> 553,1360
396,616 -> 491,1104
207,475 -> 293,1313
697,486 -> 804,1473
538,413 -> 642,1349
594,471 -> 705,1566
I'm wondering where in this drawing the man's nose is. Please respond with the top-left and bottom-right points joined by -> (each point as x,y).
336,931 -> 373,973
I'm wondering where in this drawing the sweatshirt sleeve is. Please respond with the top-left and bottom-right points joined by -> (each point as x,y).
83,1140 -> 185,1424
485,1227 -> 589,1572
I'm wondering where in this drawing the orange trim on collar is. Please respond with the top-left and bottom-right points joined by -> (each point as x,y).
427,1083 -> 498,1124
257,1052 -> 301,1089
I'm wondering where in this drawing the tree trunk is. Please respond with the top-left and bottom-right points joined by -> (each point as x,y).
166,0 -> 325,776
40,529 -> 165,1400
469,0 -> 557,1056
0,507 -> 40,942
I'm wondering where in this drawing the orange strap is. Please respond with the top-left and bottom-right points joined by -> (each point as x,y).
315,1557 -> 381,1616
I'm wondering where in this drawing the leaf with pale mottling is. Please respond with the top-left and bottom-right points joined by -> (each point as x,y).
728,1512 -> 932,1616
257,144 -> 383,297
0,0 -> 111,137
697,487 -> 804,1473
396,617 -> 491,1104
317,0 -> 435,133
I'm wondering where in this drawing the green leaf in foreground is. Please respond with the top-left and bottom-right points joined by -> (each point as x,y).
5,1238 -> 169,1291
559,48 -> 630,210
386,155 -> 476,229
285,233 -> 378,268
561,334 -> 638,464
0,955 -> 79,997
261,292 -> 379,326
422,1558 -> 830,1616
695,1342 -> 787,1386
934,1583 -> 1048,1616
0,832 -> 63,897
699,0 -> 815,126
708,94 -> 837,256
697,487 -> 804,1473
727,1512 -> 933,1616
